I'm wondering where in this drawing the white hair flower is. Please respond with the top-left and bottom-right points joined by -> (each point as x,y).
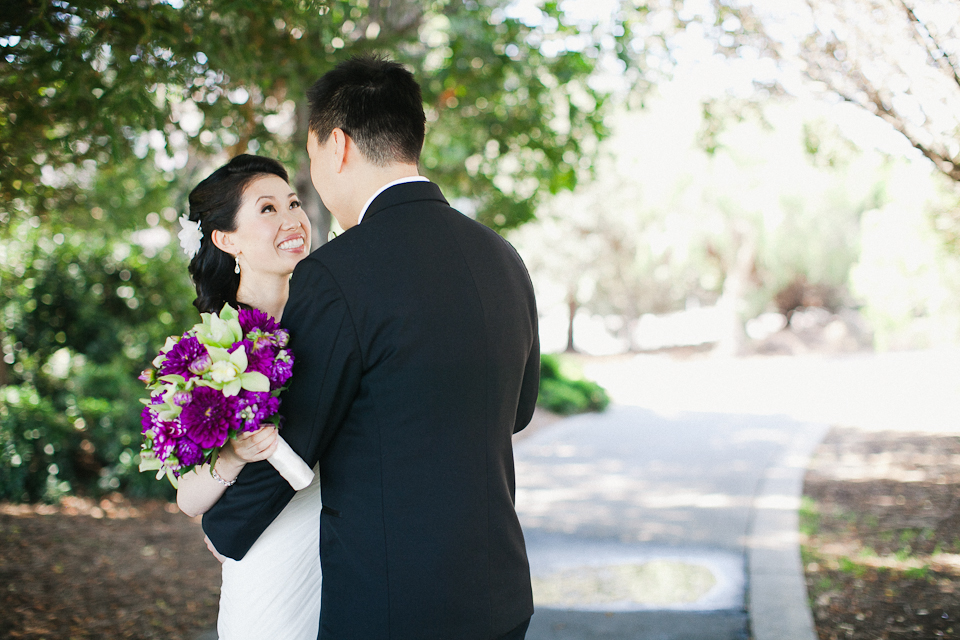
178,215 -> 203,259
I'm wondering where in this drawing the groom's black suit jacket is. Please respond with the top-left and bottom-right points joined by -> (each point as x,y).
203,181 -> 539,640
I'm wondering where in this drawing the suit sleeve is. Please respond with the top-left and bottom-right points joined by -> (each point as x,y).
202,258 -> 362,560
514,292 -> 540,434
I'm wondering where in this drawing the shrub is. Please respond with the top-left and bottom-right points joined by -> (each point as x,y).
1,223 -> 195,502
537,353 -> 610,415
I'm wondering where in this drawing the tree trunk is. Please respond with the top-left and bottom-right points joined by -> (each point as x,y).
624,316 -> 640,353
565,290 -> 578,353
294,99 -> 330,249
714,230 -> 756,357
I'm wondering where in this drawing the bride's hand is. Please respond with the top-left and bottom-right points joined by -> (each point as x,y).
229,425 -> 280,463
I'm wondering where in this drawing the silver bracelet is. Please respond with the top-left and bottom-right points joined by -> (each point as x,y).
211,466 -> 237,487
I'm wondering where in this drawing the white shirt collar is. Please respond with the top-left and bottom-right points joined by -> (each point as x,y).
357,176 -> 430,224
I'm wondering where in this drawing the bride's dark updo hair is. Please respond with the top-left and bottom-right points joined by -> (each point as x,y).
186,154 -> 290,314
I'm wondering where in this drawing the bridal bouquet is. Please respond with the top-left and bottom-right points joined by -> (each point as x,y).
138,304 -> 314,490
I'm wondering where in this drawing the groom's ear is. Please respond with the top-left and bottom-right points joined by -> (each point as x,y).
330,128 -> 348,173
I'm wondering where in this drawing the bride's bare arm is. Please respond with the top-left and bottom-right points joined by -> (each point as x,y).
176,427 -> 279,518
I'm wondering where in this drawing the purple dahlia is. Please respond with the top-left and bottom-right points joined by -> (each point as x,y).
148,419 -> 185,463
159,335 -> 210,378
174,438 -> 205,469
179,386 -> 234,449
239,307 -> 280,335
140,395 -> 163,433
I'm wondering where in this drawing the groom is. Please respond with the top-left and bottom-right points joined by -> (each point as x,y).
202,55 -> 539,639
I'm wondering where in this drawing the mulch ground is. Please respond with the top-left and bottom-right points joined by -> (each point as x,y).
0,495 -> 221,639
803,427 -> 960,639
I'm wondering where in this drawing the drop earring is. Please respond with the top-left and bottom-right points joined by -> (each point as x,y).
234,255 -> 241,275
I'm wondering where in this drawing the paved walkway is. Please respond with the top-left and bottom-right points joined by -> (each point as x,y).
517,406 -> 824,639
518,348 -> 960,639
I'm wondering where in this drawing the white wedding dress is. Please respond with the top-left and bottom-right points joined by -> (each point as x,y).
216,466 -> 322,640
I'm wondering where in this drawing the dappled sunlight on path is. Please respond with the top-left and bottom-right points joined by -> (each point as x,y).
515,407 -> 793,550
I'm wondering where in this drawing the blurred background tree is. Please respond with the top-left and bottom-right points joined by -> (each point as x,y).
510,0 -> 960,356
732,0 -> 960,186
512,63 -> 953,355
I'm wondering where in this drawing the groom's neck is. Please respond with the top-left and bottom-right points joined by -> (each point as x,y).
337,162 -> 421,230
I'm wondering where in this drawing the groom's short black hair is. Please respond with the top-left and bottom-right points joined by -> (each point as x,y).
307,55 -> 425,166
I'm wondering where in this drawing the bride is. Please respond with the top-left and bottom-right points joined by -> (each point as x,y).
173,154 -> 321,640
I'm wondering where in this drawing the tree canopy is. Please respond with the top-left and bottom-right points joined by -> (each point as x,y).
0,0 -> 631,235
704,0 -> 960,186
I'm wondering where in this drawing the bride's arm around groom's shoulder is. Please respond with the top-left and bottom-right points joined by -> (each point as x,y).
201,256 -> 362,560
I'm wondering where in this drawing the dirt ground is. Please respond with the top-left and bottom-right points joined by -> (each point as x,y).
803,427 -> 960,639
0,496 -> 221,640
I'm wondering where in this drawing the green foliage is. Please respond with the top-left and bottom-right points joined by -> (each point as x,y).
0,0 -> 625,234
537,353 -> 609,415
1,220 -> 195,502
799,496 -> 820,537
837,556 -> 868,578
903,565 -> 930,581
815,575 -> 835,593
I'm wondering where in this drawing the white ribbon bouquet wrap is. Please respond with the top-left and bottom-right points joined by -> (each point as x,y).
139,303 -> 313,490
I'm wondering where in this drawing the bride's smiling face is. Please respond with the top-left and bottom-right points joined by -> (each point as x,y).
214,174 -> 311,277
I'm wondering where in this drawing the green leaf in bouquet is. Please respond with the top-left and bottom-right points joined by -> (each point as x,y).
139,456 -> 163,473
159,374 -> 186,385
263,413 -> 282,426
158,393 -> 183,417
157,409 -> 181,422
239,371 -> 270,393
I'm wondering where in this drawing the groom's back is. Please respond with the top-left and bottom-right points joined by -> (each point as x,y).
306,181 -> 537,639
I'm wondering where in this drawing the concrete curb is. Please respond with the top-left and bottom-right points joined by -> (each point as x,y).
746,421 -> 830,640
